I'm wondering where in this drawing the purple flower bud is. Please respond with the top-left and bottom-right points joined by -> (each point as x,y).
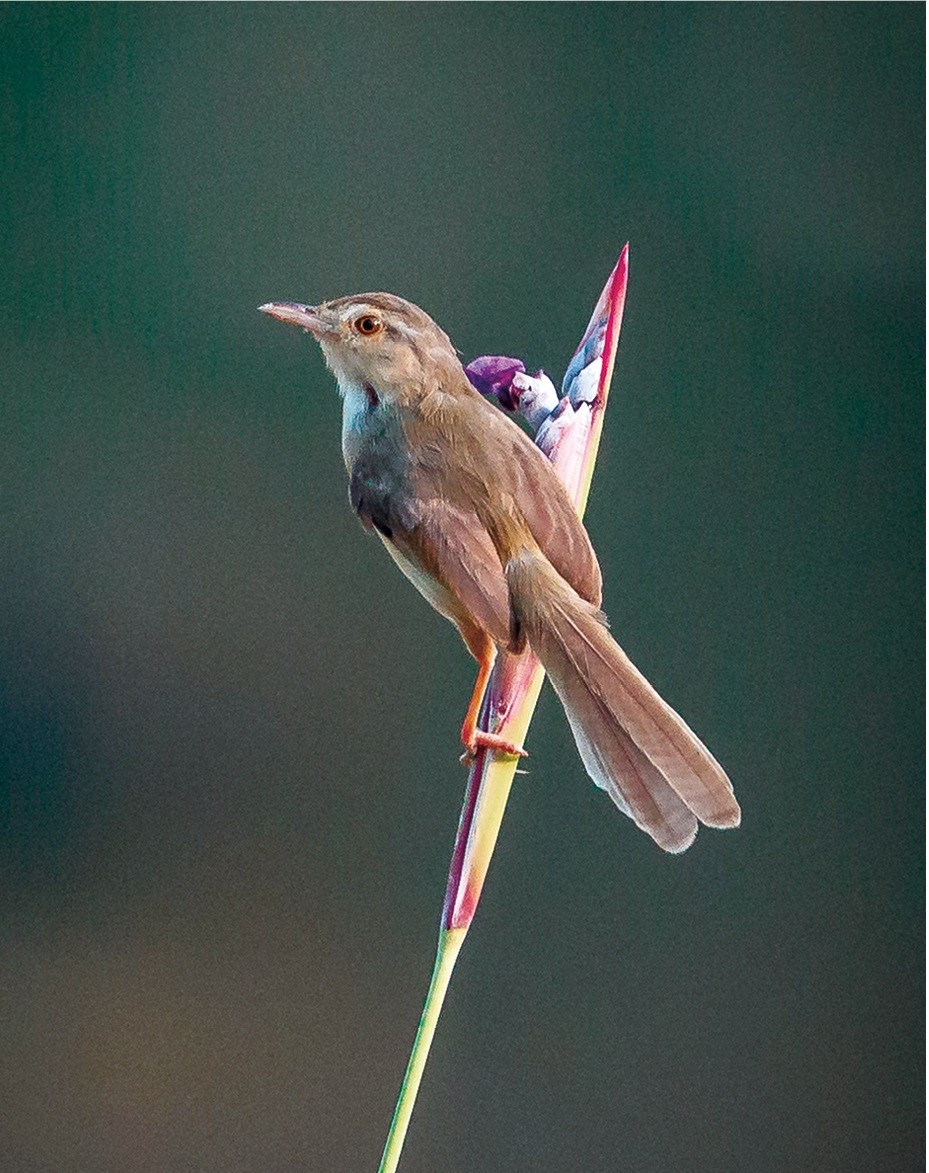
464,355 -> 526,411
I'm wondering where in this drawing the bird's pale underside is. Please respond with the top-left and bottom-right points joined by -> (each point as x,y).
259,292 -> 740,852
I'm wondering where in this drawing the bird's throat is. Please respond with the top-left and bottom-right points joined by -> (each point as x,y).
340,377 -> 384,467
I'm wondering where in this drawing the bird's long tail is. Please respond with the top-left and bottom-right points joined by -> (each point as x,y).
506,550 -> 740,853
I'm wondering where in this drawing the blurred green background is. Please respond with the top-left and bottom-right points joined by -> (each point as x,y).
0,5 -> 922,1171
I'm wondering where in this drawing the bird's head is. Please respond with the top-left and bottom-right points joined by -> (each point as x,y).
259,292 -> 461,401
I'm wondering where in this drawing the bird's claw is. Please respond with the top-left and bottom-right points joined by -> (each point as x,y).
459,730 -> 529,765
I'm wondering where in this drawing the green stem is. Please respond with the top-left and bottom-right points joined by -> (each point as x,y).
378,927 -> 467,1173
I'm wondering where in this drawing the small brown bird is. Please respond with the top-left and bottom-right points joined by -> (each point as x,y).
259,292 -> 740,852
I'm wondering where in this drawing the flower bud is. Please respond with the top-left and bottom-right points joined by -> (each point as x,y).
464,356 -> 525,410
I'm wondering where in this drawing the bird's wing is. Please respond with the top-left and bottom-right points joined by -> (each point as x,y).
415,389 -> 603,606
350,462 -> 512,647
505,424 -> 603,606
401,498 -> 513,648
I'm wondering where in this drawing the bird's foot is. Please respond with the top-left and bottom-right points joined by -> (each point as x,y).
459,730 -> 529,765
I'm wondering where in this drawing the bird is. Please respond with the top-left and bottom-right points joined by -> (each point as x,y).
259,292 -> 740,852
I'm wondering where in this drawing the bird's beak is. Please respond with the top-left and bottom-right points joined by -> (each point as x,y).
258,301 -> 335,337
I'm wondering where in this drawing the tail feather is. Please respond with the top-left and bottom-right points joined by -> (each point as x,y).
571,711 -> 699,853
506,551 -> 740,852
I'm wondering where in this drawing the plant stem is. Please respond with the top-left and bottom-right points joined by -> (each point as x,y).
375,248 -> 628,1171
377,927 -> 467,1173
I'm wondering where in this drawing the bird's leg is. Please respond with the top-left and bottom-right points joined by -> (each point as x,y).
459,628 -> 528,761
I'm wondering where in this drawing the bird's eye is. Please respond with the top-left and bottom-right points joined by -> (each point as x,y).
354,315 -> 383,336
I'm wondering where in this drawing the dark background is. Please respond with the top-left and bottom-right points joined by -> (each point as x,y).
1,6 -> 923,1171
